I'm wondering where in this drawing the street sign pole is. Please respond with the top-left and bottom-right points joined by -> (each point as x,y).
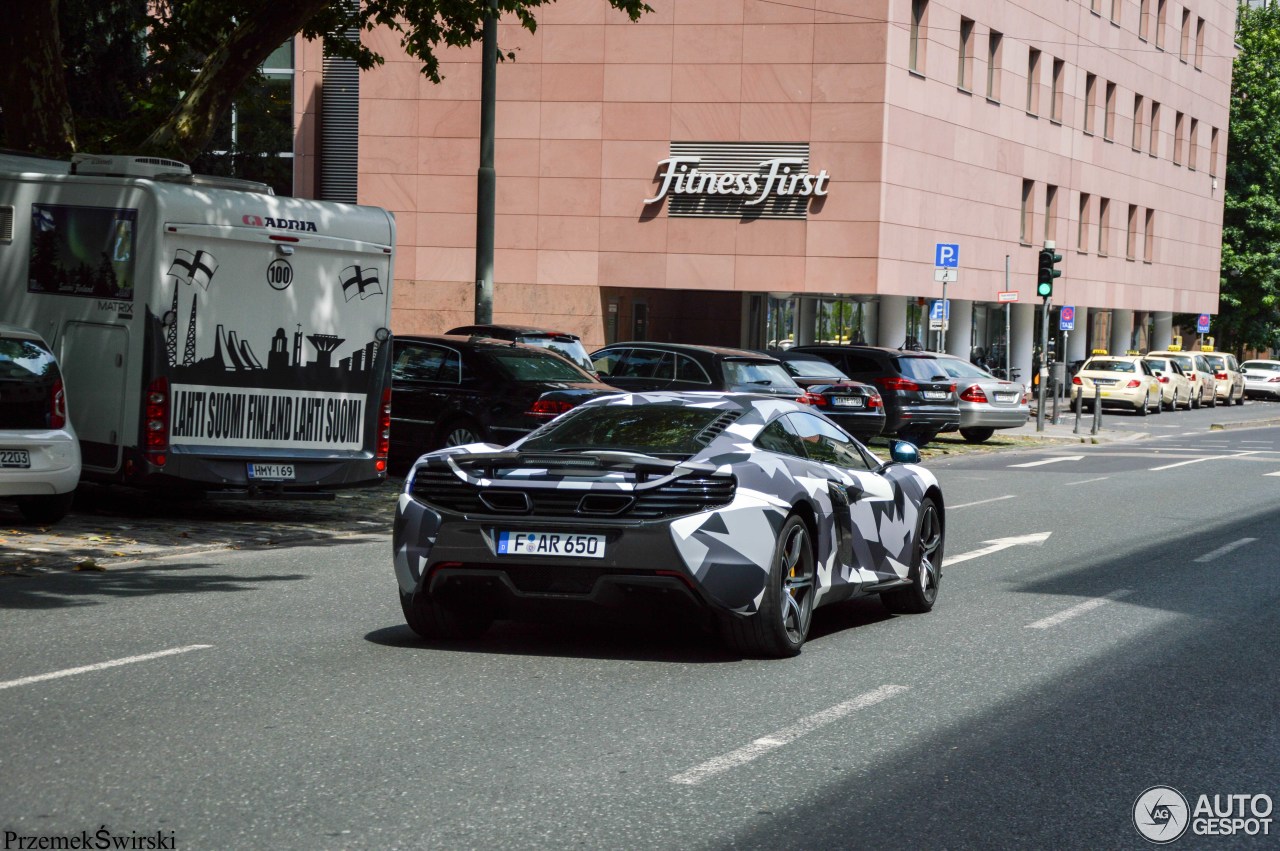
939,279 -> 948,353
1004,255 -> 1011,381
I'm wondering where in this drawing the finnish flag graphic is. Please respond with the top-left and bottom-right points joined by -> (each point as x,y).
167,249 -> 219,290
340,265 -> 383,301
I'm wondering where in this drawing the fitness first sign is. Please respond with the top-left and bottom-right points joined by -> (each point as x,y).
644,142 -> 829,220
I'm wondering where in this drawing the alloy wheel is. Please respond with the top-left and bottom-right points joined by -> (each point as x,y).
778,523 -> 815,644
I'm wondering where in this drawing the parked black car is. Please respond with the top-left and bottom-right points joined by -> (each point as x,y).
389,335 -> 619,469
790,345 -> 959,446
589,342 -> 805,398
767,350 -> 886,441
445,324 -> 597,375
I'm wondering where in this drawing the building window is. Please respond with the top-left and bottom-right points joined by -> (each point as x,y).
1139,0 -> 1151,40
1144,208 -> 1155,262
1209,126 -> 1219,177
1188,117 -> 1199,170
1180,9 -> 1192,61
1156,0 -> 1167,50
1026,48 -> 1041,115
1111,0 -> 1121,24
1078,192 -> 1092,252
1090,0 -> 1100,13
1021,179 -> 1034,243
1126,204 -> 1139,260
1050,59 -> 1065,122
1132,94 -> 1145,151
1084,73 -> 1097,133
1149,101 -> 1161,157
1173,111 -> 1185,165
987,30 -> 1003,101
1195,17 -> 1206,68
1104,81 -> 1117,140
958,17 -> 975,90
910,0 -> 929,74
1045,184 -> 1059,242
1098,197 -> 1111,256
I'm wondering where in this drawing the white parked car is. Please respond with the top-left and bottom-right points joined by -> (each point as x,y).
1241,359 -> 1280,400
0,323 -> 80,523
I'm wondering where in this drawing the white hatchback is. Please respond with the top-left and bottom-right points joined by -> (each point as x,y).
0,323 -> 80,523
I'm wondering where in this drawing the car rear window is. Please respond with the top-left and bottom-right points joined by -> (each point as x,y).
782,358 -> 847,380
1242,361 -> 1280,372
1144,358 -> 1170,371
939,359 -> 992,379
517,404 -> 730,455
515,335 -> 595,373
1085,359 -> 1136,373
1170,355 -> 1195,372
0,335 -> 61,429
722,360 -> 801,392
897,357 -> 950,381
485,348 -> 593,383
1202,355 -> 1226,370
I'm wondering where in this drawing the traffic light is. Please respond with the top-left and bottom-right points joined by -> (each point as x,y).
1037,247 -> 1062,298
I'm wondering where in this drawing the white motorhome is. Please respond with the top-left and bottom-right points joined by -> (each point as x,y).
0,152 -> 396,496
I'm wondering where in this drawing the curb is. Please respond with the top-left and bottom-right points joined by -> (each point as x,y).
1209,416 -> 1280,431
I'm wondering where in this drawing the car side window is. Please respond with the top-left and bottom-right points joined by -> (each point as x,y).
393,345 -> 447,382
439,349 -> 462,384
615,349 -> 672,380
592,349 -> 625,377
754,417 -> 808,459
674,354 -> 712,384
1195,356 -> 1210,373
785,412 -> 876,471
842,355 -> 880,374
1140,360 -> 1153,376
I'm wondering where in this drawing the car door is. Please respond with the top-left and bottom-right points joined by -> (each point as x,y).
390,341 -> 461,459
783,412 -> 904,587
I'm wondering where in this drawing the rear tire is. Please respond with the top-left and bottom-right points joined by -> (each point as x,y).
1207,392 -> 1217,408
881,497 -> 944,615
399,590 -> 493,640
719,515 -> 815,658
1138,393 -> 1149,416
1192,391 -> 1201,410
16,492 -> 75,525
959,427 -> 995,443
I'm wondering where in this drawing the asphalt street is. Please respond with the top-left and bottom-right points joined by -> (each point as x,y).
1,424 -> 1277,849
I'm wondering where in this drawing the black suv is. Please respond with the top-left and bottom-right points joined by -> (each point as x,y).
390,335 -> 618,469
589,342 -> 805,398
790,345 -> 959,446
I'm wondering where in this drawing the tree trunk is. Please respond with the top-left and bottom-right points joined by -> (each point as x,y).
0,0 -> 76,155
142,0 -> 330,161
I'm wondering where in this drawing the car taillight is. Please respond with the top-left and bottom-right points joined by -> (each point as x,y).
867,393 -> 883,409
49,378 -> 66,429
143,377 -> 169,467
1269,376 -> 1280,383
376,387 -> 392,472
796,392 -> 827,407
959,384 -> 987,403
528,399 -> 574,418
875,376 -> 920,392
1188,373 -> 1198,382
1215,372 -> 1228,380
1125,379 -> 1142,388
1158,376 -> 1169,383
1072,376 -> 1083,385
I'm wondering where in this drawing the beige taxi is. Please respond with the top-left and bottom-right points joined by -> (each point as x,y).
1145,349 -> 1218,408
1142,355 -> 1194,410
1071,353 -> 1163,415
1201,349 -> 1246,405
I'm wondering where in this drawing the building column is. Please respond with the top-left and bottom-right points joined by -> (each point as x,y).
1153,311 -> 1173,351
796,298 -> 818,346
945,298 -> 974,358
1110,308 -> 1134,355
1012,302 -> 1035,383
877,295 -> 908,350
1066,306 -> 1090,362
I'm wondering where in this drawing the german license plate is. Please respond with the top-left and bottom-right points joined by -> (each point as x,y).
497,531 -> 606,559
1093,379 -> 1116,386
994,392 -> 1018,402
831,396 -> 865,408
922,390 -> 949,400
0,449 -> 31,468
247,463 -> 295,481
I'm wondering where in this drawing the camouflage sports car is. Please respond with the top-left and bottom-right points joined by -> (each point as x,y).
393,392 -> 945,657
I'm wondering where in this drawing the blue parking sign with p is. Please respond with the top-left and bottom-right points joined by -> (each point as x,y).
935,243 -> 959,268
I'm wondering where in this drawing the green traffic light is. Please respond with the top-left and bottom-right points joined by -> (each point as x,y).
1037,247 -> 1062,299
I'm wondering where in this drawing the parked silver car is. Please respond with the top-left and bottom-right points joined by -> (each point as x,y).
935,354 -> 1030,443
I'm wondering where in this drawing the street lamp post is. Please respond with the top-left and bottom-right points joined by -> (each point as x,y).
474,0 -> 497,324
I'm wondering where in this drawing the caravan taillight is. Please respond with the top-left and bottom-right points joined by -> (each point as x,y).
144,377 -> 170,467
49,379 -> 67,429
376,387 -> 392,472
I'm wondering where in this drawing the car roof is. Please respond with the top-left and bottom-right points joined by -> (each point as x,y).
578,389 -> 803,411
446,323 -> 581,339
595,342 -> 781,360
0,323 -> 49,343
794,344 -> 942,359
394,333 -> 558,353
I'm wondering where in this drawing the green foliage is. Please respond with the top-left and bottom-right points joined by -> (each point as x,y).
1221,4 -> 1280,353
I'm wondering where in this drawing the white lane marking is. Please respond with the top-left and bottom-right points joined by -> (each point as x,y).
1194,538 -> 1258,563
1240,441 -> 1274,445
950,494 -> 1017,509
1267,471 -> 1280,477
1026,590 -> 1134,630
669,685 -> 908,785
0,645 -> 213,691
1149,451 -> 1259,471
1009,455 -> 1085,468
946,531 -> 1052,565
1064,476 -> 1111,487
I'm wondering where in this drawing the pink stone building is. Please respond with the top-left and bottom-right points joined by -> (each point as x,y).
293,0 -> 1235,379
